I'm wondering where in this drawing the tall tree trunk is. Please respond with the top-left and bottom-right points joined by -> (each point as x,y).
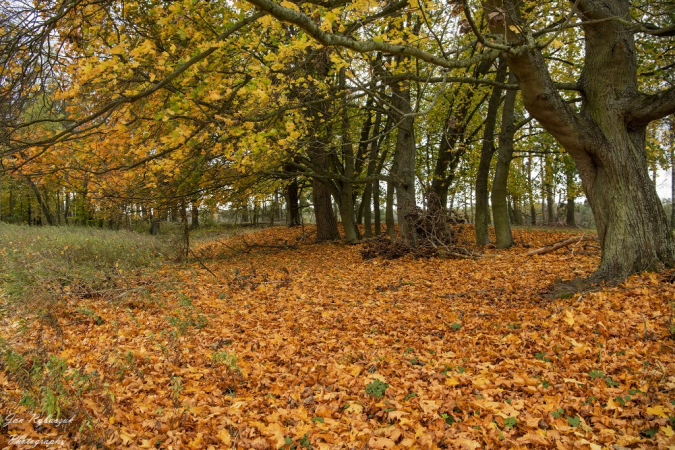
386,178 -> 395,240
191,200 -> 199,230
513,196 -> 523,225
373,180 -> 381,236
527,153 -> 536,225
475,59 -> 507,245
670,117 -> 675,231
285,175 -> 301,227
430,56 -> 495,213
337,68 -> 360,243
64,192 -> 69,225
545,156 -> 555,224
24,175 -> 54,226
390,73 -> 417,244
491,71 -> 518,248
362,111 -> 383,238
565,168 -> 576,227
312,178 -> 340,241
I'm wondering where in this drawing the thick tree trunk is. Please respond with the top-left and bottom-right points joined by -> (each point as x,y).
338,187 -> 359,242
566,198 -> 575,227
487,0 -> 675,281
475,59 -> 507,245
390,75 -> 417,245
312,178 -> 340,241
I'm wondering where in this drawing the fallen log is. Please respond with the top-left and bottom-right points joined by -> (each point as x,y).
526,235 -> 598,256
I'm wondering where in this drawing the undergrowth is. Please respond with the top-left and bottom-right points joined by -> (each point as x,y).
0,224 -> 171,438
0,223 -> 170,310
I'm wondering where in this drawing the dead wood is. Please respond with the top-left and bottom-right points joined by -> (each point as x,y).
526,235 -> 599,256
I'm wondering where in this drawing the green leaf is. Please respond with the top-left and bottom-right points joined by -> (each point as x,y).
589,369 -> 604,379
365,379 -> 388,398
504,417 -> 517,429
567,415 -> 580,427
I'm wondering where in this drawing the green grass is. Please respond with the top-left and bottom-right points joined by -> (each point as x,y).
0,223 -> 170,310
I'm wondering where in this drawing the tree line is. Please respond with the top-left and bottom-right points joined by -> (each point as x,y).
0,0 -> 674,282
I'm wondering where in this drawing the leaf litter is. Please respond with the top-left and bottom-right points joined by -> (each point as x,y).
1,226 -> 674,449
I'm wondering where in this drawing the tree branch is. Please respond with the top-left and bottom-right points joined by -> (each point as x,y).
628,86 -> 675,129
243,0 -> 499,69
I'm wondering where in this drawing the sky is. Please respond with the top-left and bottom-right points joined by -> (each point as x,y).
657,169 -> 672,201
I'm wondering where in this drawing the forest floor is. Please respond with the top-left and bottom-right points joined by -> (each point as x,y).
1,225 -> 675,449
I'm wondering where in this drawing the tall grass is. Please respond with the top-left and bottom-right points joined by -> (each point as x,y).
0,223 -> 170,310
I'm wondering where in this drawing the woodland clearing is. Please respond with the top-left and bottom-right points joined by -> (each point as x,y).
1,225 -> 674,449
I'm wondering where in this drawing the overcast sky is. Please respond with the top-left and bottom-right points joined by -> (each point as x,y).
657,169 -> 672,201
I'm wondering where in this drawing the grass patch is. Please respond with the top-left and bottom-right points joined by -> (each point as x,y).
0,223 -> 170,310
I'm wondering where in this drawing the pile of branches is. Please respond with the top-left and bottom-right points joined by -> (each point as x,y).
361,196 -> 477,260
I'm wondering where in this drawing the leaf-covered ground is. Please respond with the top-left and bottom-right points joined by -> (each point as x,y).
2,226 -> 675,449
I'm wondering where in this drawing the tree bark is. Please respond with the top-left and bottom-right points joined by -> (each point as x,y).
386,177 -> 395,240
285,176 -> 301,227
544,156 -> 555,224
431,56 -> 495,213
475,59 -> 507,245
491,71 -> 518,248
389,71 -> 417,244
191,200 -> 199,229
670,116 -> 675,231
24,175 -> 54,226
312,177 -> 340,241
486,0 -> 675,281
362,110 -> 383,238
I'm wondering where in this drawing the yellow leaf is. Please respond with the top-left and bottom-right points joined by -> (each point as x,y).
550,39 -> 564,49
646,405 -> 669,418
445,377 -> 460,386
217,429 -> 232,444
564,310 -> 574,326
345,402 -> 363,413
661,425 -> 674,437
